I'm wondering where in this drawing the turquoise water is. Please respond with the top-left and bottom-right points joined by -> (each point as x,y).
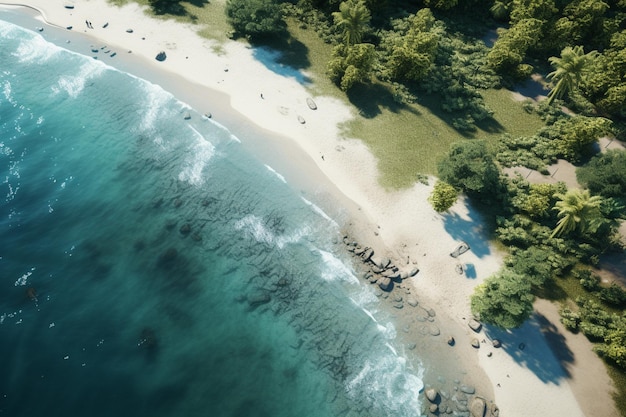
0,19 -> 425,417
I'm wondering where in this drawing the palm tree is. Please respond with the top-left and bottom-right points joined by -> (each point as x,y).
546,45 -> 598,105
551,189 -> 603,238
332,0 -> 371,46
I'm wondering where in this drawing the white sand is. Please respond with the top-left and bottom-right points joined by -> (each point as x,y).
1,1 -> 616,415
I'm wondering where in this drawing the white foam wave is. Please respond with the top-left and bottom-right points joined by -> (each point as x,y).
2,80 -> 16,106
234,214 -> 309,249
14,268 -> 35,286
301,197 -> 339,227
264,164 -> 286,183
177,127 -> 215,185
51,61 -> 106,99
12,28 -> 58,64
138,83 -> 172,131
317,249 -> 360,284
346,356 -> 424,415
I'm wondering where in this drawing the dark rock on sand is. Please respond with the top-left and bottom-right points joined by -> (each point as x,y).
425,388 -> 438,402
156,51 -> 167,61
361,248 -> 374,261
378,276 -> 392,291
447,336 -> 455,346
468,319 -> 482,332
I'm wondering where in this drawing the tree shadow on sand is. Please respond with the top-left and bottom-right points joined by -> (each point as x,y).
148,0 -> 210,20
251,44 -> 312,85
442,210 -> 492,258
484,311 -> 575,384
346,82 -> 420,119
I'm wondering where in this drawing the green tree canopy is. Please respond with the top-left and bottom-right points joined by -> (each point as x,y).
546,45 -> 598,105
226,0 -> 286,40
428,181 -> 458,212
509,0 -> 557,24
486,18 -> 543,75
437,140 -> 501,198
332,0 -> 371,46
582,30 -> 626,119
383,9 -> 440,82
421,0 -> 458,10
327,43 -> 375,90
471,269 -> 535,328
576,150 -> 626,202
550,116 -> 612,161
551,189 -> 603,238
552,0 -> 609,49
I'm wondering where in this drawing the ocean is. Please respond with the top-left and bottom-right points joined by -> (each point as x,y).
0,17 -> 425,417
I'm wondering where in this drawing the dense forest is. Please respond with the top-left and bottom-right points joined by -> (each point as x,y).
148,0 -> 626,405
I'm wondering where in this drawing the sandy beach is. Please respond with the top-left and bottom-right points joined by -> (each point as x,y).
0,1 -> 619,416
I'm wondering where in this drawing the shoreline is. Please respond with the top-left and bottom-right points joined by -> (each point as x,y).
0,2 -> 617,416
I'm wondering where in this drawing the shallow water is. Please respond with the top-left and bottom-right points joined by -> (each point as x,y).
0,18 -> 425,417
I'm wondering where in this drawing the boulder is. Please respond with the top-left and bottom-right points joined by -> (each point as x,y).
409,267 -> 419,277
406,297 -> 419,307
378,277 -> 392,291
429,404 -> 438,413
468,319 -> 482,332
361,248 -> 374,261
447,336 -> 455,346
380,257 -> 391,269
425,388 -> 438,403
492,339 -> 501,348
470,397 -> 487,417
460,385 -> 476,395
490,403 -> 500,417
306,97 -> 317,110
471,338 -> 480,348
155,51 -> 166,61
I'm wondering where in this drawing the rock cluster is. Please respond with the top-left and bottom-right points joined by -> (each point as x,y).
423,383 -> 499,417
341,235 -> 419,295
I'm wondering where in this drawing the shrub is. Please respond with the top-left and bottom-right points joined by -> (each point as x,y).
471,269 -> 535,329
428,181 -> 458,212
226,0 -> 286,40
600,283 -> 626,308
